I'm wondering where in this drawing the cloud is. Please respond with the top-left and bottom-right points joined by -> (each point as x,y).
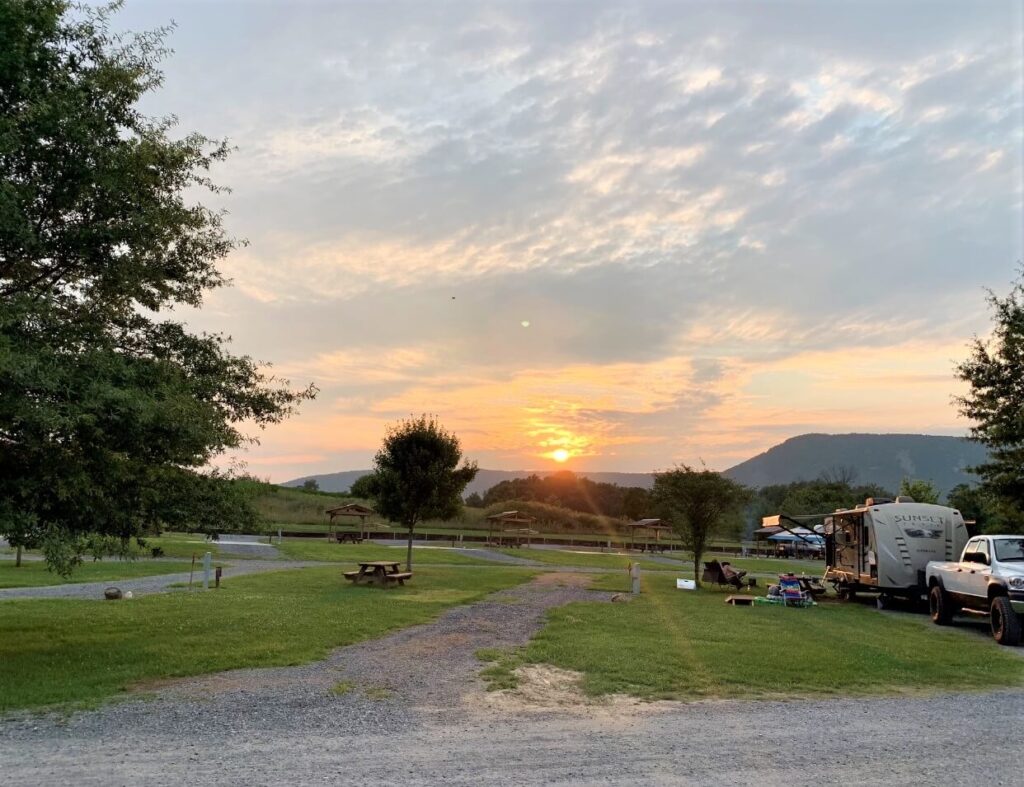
121,0 -> 1023,479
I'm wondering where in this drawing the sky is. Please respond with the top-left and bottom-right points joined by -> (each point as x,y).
116,1 -> 1023,481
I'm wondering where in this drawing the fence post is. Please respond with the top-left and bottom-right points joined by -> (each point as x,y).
630,562 -> 641,595
203,551 -> 212,590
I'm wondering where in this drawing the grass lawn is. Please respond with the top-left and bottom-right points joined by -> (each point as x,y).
511,573 -> 1024,701
276,540 -> 500,565
0,565 -> 536,712
499,547 -> 678,572
0,560 -> 195,589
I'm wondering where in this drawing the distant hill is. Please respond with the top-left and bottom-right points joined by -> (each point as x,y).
723,433 -> 986,495
283,433 -> 987,497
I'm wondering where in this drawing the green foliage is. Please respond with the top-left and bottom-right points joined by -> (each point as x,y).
957,272 -> 1024,533
481,471 -> 649,518
301,479 -> 319,492
464,491 -> 484,507
0,2 -> 313,574
372,415 -> 478,570
652,467 -> 751,586
482,499 -> 624,534
898,478 -> 940,505
348,474 -> 379,500
945,483 -> 1000,533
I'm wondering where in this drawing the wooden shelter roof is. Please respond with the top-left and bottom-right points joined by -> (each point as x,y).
325,503 -> 375,517
486,510 -> 537,524
625,518 -> 672,531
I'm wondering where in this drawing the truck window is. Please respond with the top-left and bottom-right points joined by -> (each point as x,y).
962,539 -> 979,562
993,538 -> 1024,562
975,539 -> 990,564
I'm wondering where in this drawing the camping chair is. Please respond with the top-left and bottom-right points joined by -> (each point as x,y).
702,560 -> 749,590
778,574 -> 810,606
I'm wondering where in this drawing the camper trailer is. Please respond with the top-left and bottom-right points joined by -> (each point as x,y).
822,498 -> 970,602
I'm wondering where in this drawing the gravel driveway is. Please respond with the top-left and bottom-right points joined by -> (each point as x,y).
1,576 -> 1022,785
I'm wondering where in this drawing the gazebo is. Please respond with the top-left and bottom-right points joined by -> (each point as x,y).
485,511 -> 538,546
325,503 -> 376,541
624,518 -> 674,551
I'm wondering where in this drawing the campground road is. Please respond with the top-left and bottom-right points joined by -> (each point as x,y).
0,690 -> 1021,785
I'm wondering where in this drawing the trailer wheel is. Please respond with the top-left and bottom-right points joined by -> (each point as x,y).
837,585 -> 856,602
991,596 -> 1022,646
929,585 -> 953,625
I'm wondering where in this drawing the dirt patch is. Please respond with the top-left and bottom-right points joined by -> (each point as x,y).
479,664 -> 675,718
387,632 -> 471,658
532,572 -> 593,588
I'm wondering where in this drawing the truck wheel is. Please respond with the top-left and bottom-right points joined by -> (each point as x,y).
929,585 -> 953,625
990,596 -> 1022,646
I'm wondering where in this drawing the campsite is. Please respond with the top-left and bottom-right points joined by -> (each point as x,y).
2,1 -> 1023,785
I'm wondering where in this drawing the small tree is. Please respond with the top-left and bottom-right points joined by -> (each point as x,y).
956,272 -> 1024,533
898,478 -> 940,505
946,483 -> 998,532
464,492 -> 484,508
349,474 -> 378,500
372,416 -> 478,571
652,466 -> 750,588
301,479 -> 320,493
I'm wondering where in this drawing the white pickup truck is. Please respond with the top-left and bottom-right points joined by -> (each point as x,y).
925,535 -> 1024,645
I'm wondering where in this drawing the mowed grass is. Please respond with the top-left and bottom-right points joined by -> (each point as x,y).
0,565 -> 536,712
276,540 -> 499,565
521,574 -> 1024,700
0,560 -> 195,589
500,547 -> 678,572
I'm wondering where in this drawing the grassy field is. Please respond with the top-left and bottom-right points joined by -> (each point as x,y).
508,574 -> 1024,700
498,548 -> 678,572
276,540 -> 502,565
0,560 -> 195,589
0,565 -> 536,712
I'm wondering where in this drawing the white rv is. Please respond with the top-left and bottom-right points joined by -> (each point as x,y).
821,498 -> 970,602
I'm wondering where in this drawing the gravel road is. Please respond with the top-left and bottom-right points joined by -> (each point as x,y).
2,575 -> 1022,785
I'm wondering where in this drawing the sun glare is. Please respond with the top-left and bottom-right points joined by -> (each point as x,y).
551,448 -> 570,463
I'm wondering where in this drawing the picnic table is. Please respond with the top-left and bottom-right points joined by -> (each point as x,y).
334,531 -> 364,544
343,561 -> 412,588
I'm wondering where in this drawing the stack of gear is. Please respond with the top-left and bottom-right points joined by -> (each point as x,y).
754,574 -> 817,607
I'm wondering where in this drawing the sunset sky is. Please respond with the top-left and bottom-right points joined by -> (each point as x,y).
119,1 -> 1023,481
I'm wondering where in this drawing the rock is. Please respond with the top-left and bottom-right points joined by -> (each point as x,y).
104,587 -> 123,600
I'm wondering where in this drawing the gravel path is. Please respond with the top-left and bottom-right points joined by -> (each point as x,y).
213,534 -> 281,559
1,574 -> 1022,785
0,559 -> 322,600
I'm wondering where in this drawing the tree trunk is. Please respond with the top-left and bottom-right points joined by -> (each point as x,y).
406,525 -> 414,572
693,551 -> 701,588
15,544 -> 22,568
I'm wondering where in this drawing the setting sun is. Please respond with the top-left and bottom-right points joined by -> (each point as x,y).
551,448 -> 570,463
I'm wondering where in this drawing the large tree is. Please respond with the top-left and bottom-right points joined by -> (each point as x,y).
956,272 -> 1024,533
371,415 -> 477,571
0,1 -> 313,573
652,466 -> 750,588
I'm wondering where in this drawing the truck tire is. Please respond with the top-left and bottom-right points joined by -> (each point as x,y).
990,595 -> 1022,646
929,585 -> 953,625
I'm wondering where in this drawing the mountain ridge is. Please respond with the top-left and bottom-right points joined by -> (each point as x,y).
282,433 -> 986,497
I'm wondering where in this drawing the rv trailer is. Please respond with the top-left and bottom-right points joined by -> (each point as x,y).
764,498 -> 971,603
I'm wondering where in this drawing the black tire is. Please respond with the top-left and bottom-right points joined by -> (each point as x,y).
990,595 -> 1022,646
837,585 -> 856,602
929,584 -> 953,625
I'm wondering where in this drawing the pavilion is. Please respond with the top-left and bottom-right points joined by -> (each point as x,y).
485,510 -> 538,546
324,503 -> 376,541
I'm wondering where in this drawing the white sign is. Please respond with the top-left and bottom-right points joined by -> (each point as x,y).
676,578 -> 696,590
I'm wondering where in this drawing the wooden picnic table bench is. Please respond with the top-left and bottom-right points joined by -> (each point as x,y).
333,531 -> 364,544
343,560 -> 412,588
